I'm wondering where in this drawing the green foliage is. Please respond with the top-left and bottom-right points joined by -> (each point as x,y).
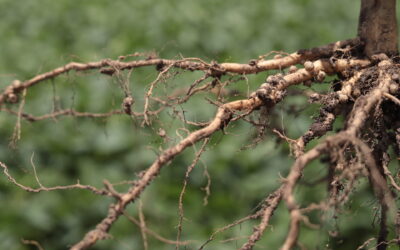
0,0 -> 389,249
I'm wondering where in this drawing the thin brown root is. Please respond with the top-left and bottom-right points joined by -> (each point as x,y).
138,200 -> 149,250
176,139 -> 209,248
123,212 -> 192,246
21,239 -> 44,250
240,187 -> 283,250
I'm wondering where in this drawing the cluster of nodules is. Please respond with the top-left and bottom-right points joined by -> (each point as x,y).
337,72 -> 399,103
251,73 -> 287,104
250,59 -> 328,104
337,83 -> 359,103
304,61 -> 327,82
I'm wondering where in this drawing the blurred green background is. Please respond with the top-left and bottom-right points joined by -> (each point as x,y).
0,0 -> 391,249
